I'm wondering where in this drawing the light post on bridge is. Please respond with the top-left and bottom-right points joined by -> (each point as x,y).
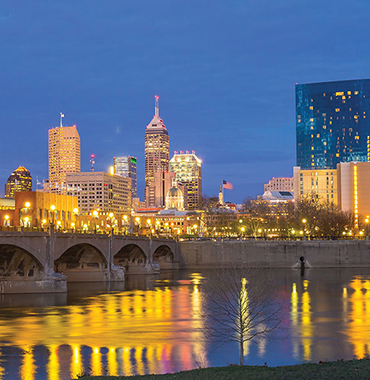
73,208 -> 79,233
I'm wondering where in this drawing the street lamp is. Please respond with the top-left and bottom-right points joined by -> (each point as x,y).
365,216 -> 369,240
92,210 -> 99,233
4,214 -> 9,227
50,205 -> 56,225
73,208 -> 79,232
241,226 -> 245,238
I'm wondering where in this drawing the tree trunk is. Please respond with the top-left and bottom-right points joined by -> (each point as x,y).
240,339 -> 244,366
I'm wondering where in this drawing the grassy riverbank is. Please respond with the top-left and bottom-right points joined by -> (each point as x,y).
77,359 -> 370,379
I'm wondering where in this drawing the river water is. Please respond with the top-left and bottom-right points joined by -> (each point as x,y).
0,268 -> 370,379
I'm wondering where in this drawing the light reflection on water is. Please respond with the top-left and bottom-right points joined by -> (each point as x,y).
0,269 -> 370,379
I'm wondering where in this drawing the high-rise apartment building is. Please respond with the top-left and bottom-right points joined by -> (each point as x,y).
49,122 -> 80,192
114,155 -> 137,199
5,166 -> 32,198
169,151 -> 202,210
296,79 -> 370,169
66,172 -> 131,215
145,96 -> 170,204
293,167 -> 338,205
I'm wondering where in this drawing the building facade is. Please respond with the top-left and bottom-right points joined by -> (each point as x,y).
15,191 -> 78,229
145,171 -> 175,208
296,79 -> 370,169
49,124 -> 80,192
293,167 -> 338,205
337,162 -> 370,228
114,155 -> 137,199
5,166 -> 32,198
66,172 -> 131,215
145,96 -> 170,204
264,177 -> 293,192
169,152 -> 202,210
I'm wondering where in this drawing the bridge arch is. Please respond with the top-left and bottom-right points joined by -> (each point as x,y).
55,243 -> 107,273
114,244 -> 148,269
153,244 -> 174,263
0,244 -> 44,278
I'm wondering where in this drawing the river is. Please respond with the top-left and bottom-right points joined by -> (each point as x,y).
0,268 -> 369,379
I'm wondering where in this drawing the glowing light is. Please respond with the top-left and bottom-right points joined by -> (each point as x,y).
25,202 -> 31,208
50,205 -> 56,211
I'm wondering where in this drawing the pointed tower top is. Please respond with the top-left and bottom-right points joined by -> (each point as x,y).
155,95 -> 159,117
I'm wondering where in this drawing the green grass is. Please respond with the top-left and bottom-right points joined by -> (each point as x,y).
75,358 -> 370,380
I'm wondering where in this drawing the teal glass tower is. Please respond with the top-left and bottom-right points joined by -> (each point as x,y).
296,79 -> 370,169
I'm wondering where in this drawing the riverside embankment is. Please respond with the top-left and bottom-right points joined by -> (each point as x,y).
178,239 -> 370,268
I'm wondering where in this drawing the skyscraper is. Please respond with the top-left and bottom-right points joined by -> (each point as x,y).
48,118 -> 80,192
5,166 -> 32,198
169,151 -> 202,210
114,155 -> 137,199
145,96 -> 170,205
296,79 -> 370,169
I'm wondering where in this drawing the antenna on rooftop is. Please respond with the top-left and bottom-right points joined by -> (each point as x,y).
90,154 -> 95,172
155,95 -> 159,117
60,112 -> 65,128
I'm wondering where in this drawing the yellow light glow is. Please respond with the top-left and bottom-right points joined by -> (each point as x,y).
50,205 -> 56,211
4,215 -> 9,220
93,210 -> 98,217
73,208 -> 79,214
42,219 -> 47,224
109,212 -> 114,218
25,202 -> 31,208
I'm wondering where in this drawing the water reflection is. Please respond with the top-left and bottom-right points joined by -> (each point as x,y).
346,276 -> 370,359
290,279 -> 312,361
1,269 -> 370,378
0,274 -> 207,379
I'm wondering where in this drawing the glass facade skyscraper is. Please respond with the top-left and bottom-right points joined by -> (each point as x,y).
296,79 -> 370,169
113,155 -> 137,199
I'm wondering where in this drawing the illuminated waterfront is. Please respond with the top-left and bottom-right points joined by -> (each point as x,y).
0,269 -> 370,379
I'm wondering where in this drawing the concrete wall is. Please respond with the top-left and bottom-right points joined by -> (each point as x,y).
178,240 -> 370,268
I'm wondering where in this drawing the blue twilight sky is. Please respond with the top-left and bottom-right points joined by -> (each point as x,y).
1,1 -> 370,203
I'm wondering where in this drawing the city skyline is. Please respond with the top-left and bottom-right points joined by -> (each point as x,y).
1,1 -> 370,202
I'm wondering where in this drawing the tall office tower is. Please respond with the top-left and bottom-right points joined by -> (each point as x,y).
169,151 -> 202,210
4,166 -> 32,198
145,96 -> 170,205
114,155 -> 137,199
296,79 -> 370,169
48,119 -> 80,193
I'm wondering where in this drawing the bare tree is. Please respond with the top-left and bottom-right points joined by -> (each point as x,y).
201,265 -> 283,366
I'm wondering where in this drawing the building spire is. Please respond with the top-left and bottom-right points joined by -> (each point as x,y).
155,95 -> 159,117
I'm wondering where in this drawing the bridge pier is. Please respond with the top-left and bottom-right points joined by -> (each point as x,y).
0,272 -> 67,294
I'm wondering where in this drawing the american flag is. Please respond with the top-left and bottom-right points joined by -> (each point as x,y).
223,180 -> 233,190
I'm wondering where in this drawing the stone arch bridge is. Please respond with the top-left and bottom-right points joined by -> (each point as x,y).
0,230 -> 179,293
